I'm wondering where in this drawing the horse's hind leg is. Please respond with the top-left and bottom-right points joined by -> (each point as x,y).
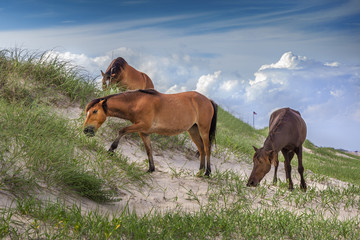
203,137 -> 211,176
139,132 -> 155,172
295,146 -> 306,191
187,125 -> 205,176
199,130 -> 211,176
195,124 -> 211,176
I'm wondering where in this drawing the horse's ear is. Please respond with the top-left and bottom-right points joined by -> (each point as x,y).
253,146 -> 259,152
101,70 -> 105,77
99,99 -> 108,113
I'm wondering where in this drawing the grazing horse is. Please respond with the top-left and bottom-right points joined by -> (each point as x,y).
247,108 -> 307,190
83,89 -> 217,176
101,57 -> 154,91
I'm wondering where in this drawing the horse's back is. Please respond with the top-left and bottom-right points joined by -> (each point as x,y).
157,91 -> 212,114
145,91 -> 213,135
269,108 -> 307,147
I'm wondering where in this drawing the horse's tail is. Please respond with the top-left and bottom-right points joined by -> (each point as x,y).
209,100 -> 218,149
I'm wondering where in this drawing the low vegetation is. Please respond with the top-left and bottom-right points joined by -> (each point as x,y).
0,48 -> 359,239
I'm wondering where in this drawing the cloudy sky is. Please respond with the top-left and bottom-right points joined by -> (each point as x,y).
1,0 -> 359,150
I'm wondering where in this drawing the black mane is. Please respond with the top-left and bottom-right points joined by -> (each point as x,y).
86,89 -> 159,113
105,57 -> 127,75
85,93 -> 120,113
138,89 -> 159,95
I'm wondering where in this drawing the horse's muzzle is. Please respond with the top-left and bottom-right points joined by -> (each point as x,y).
246,179 -> 259,187
83,126 -> 96,137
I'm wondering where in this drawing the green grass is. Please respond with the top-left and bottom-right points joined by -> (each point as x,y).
1,180 -> 359,239
0,99 -> 115,202
0,47 -> 98,106
302,140 -> 360,185
1,47 -> 360,239
216,107 -> 263,158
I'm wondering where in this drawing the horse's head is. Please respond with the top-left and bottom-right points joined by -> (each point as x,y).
101,70 -> 115,90
247,146 -> 277,187
83,99 -> 108,137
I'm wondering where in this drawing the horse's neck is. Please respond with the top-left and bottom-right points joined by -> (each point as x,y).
263,133 -> 281,152
106,94 -> 133,120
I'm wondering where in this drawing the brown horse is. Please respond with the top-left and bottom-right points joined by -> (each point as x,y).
247,108 -> 307,190
83,89 -> 217,176
101,57 -> 154,91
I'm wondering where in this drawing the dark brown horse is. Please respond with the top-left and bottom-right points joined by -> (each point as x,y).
247,108 -> 307,190
83,89 -> 217,176
101,57 -> 154,91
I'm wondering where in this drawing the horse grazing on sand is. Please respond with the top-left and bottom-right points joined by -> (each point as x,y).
83,89 -> 217,176
247,108 -> 307,191
101,57 -> 154,91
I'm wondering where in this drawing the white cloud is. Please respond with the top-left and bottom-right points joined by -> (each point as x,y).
259,51 -> 307,70
220,80 -> 238,91
195,71 -> 221,96
330,89 -> 344,97
325,61 -> 340,67
166,84 -> 187,94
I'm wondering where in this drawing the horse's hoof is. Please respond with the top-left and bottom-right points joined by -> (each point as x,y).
107,150 -> 115,156
196,169 -> 205,177
273,178 -> 277,185
205,170 -> 211,177
147,168 -> 155,173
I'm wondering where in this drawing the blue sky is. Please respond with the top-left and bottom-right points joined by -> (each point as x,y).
1,0 -> 359,150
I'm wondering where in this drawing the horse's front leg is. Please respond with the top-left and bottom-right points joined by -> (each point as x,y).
108,130 -> 125,153
282,149 -> 294,190
273,158 -> 279,185
108,122 -> 148,152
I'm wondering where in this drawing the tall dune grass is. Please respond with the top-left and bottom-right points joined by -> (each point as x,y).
0,48 -> 146,202
0,48 -> 98,105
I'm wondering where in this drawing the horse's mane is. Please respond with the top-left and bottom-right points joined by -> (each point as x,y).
85,93 -> 120,113
270,108 -> 289,133
85,89 -> 159,113
138,89 -> 159,95
264,108 -> 290,151
264,108 -> 302,151
105,57 -> 127,75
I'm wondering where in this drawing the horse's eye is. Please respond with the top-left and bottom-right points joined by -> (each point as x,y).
93,110 -> 98,114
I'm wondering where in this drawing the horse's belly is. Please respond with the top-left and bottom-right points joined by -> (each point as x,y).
151,127 -> 186,136
150,120 -> 191,136
149,112 -> 194,136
